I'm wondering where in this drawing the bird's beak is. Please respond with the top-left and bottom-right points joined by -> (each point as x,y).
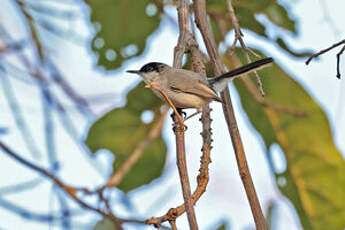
126,70 -> 140,74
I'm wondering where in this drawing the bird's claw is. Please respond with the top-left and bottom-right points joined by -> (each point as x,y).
172,123 -> 188,132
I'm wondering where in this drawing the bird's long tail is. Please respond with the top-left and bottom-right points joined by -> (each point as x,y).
209,57 -> 274,92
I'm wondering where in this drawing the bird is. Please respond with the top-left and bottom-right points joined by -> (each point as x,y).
127,57 -> 273,120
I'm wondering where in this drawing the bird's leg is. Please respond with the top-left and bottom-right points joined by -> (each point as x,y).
172,108 -> 185,119
177,108 -> 187,119
171,108 -> 188,131
145,82 -> 184,124
184,110 -> 201,121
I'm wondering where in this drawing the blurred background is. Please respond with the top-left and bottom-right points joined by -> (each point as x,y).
0,0 -> 344,229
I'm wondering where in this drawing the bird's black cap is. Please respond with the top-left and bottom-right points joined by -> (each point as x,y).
127,62 -> 167,74
139,62 -> 167,73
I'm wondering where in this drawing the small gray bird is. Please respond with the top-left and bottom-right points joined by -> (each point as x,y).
127,57 -> 273,120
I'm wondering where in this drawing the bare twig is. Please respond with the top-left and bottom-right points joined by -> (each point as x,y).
305,39 -> 345,65
225,0 -> 264,96
104,106 -> 169,188
336,45 -> 345,79
305,39 -> 345,79
146,83 -> 183,123
193,0 -> 268,229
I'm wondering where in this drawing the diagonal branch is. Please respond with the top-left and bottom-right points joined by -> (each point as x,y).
193,0 -> 268,229
305,39 -> 345,65
305,39 -> 345,79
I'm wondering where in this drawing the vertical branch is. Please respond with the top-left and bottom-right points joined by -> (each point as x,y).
172,0 -> 199,229
193,1 -> 267,229
146,81 -> 198,230
173,117 -> 198,230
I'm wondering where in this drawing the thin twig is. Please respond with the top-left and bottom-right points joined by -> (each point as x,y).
171,1 -> 199,229
225,0 -> 264,96
193,0 -> 268,229
305,39 -> 345,65
336,45 -> 345,79
146,83 -> 183,123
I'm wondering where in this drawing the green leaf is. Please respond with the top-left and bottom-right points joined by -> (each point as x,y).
234,7 -> 267,37
264,2 -> 296,33
93,218 -> 116,230
224,51 -> 345,230
86,0 -> 161,70
85,82 -> 166,192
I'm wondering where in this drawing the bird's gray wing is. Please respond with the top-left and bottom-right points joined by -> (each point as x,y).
168,70 -> 222,102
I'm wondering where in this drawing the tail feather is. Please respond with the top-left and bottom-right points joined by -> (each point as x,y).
209,57 -> 274,92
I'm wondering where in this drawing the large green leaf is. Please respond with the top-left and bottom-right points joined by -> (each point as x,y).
223,52 -> 345,230
85,82 -> 166,192
86,0 -> 161,70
